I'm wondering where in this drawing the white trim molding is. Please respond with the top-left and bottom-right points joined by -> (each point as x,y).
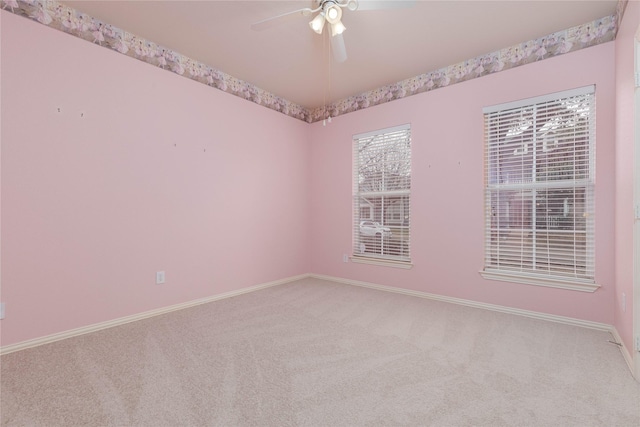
5,272 -> 632,382
480,270 -> 601,293
311,273 -> 611,331
610,327 -> 636,379
314,275 -> 640,381
0,274 -> 309,356
350,256 -> 413,269
482,85 -> 595,114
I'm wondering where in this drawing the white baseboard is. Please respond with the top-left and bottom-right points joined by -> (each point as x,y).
0,273 -> 310,355
315,273 -> 638,380
310,273 -> 613,331
0,272 -> 623,362
610,327 -> 635,377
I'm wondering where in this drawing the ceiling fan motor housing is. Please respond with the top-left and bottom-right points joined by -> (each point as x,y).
315,0 -> 358,15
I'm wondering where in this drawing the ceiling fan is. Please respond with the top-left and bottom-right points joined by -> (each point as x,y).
251,0 -> 415,63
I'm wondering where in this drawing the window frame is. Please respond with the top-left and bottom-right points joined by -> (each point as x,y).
352,124 -> 412,268
480,86 -> 599,292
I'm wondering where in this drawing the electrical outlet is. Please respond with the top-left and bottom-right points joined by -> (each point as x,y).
0,302 -> 5,320
343,254 -> 349,263
156,271 -> 166,284
636,336 -> 640,352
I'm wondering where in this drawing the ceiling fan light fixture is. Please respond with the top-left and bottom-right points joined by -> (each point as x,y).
309,12 -> 326,34
325,4 -> 342,24
330,21 -> 346,37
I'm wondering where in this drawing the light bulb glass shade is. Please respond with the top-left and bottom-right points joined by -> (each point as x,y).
330,21 -> 346,36
325,4 -> 342,24
309,13 -> 325,34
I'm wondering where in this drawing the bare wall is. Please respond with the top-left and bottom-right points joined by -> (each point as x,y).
1,11 -> 311,346
614,1 -> 638,353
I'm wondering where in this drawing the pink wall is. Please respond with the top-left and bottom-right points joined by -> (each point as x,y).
310,42 -> 617,324
0,11 -> 311,346
615,2 -> 639,353
1,8 -> 627,349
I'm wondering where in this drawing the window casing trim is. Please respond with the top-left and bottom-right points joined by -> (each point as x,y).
479,269 -> 600,292
353,124 -> 411,263
353,123 -> 411,140
482,85 -> 595,114
482,86 -> 596,288
351,256 -> 413,269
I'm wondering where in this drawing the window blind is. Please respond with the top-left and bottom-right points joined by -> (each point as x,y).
483,86 -> 595,284
353,124 -> 411,263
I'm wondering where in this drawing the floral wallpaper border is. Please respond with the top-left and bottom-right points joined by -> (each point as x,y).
3,0 -> 624,123
3,0 -> 311,121
309,12 -> 618,122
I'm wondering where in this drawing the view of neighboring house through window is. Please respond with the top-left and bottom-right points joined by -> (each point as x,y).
482,86 -> 596,290
353,124 -> 411,264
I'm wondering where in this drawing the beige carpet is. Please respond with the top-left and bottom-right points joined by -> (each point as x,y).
1,277 -> 639,426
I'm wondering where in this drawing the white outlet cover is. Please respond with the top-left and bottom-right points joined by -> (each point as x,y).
156,271 -> 166,284
0,302 -> 5,320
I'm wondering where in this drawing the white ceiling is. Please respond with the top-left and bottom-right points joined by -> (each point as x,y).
61,0 -> 618,109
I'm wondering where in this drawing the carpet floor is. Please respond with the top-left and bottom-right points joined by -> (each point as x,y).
1,277 -> 639,426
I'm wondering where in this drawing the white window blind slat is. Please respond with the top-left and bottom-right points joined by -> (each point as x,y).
483,87 -> 595,284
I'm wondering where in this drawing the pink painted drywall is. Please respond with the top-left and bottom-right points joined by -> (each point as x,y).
614,2 -> 639,353
0,7 -> 625,350
1,11 -> 311,347
310,42 -> 617,324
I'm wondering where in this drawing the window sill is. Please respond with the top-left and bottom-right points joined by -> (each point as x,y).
479,270 -> 600,292
351,256 -> 413,269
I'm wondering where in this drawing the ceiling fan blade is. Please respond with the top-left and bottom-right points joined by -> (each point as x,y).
353,0 -> 415,11
331,33 -> 348,63
251,7 -> 314,31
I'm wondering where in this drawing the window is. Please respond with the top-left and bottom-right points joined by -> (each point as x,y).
353,124 -> 411,266
481,86 -> 597,291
